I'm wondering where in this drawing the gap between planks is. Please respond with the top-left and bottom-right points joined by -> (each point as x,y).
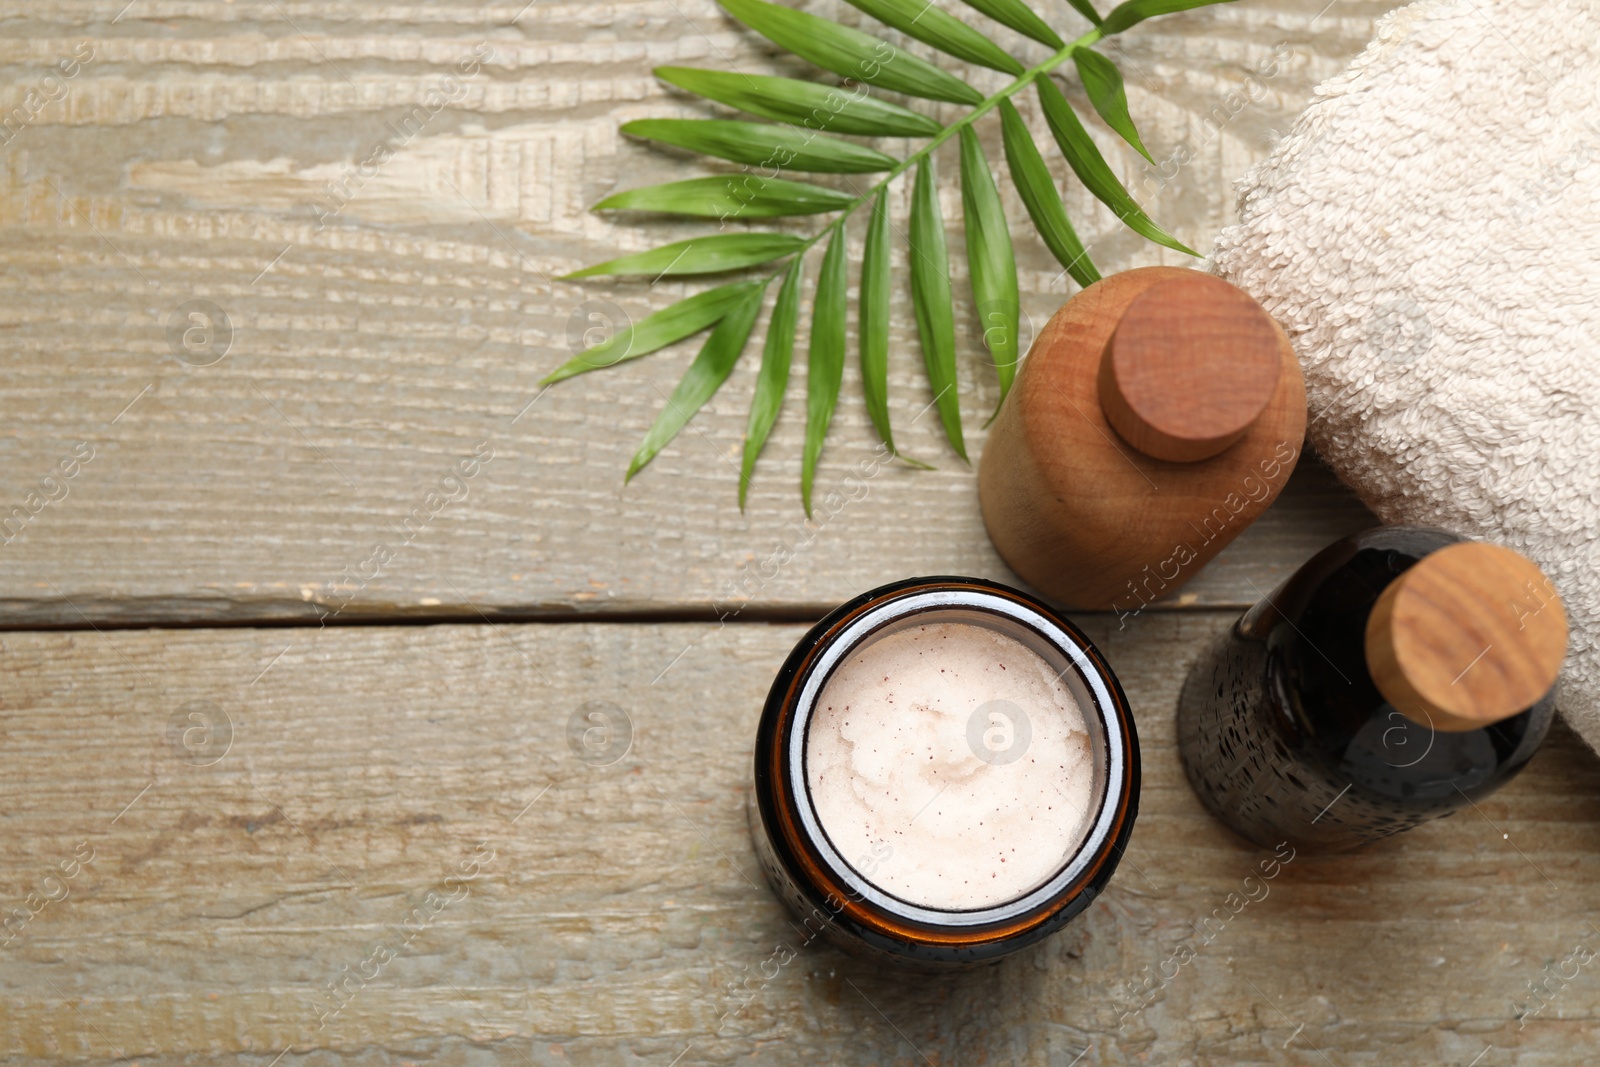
0,598 -> 1258,633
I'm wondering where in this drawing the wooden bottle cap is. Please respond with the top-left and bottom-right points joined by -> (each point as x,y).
1097,274 -> 1283,463
1364,542 -> 1567,732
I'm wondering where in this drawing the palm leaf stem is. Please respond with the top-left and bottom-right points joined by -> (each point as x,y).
781,25 -> 1106,265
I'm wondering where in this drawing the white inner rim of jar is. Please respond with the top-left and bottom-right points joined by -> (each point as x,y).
786,589 -> 1125,928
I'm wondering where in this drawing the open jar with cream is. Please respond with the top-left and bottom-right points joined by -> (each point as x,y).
750,577 -> 1139,967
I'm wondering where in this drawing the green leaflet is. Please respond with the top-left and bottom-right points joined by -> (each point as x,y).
620,119 -> 897,174
655,67 -> 942,138
909,158 -> 966,462
1035,77 -> 1195,255
859,188 -> 893,452
998,100 -> 1099,289
1102,0 -> 1234,35
843,0 -> 1022,75
594,176 -> 857,219
740,256 -> 804,509
802,227 -> 848,516
1073,46 -> 1152,162
543,280 -> 766,384
954,0 -> 1064,48
562,232 -> 806,280
627,282 -> 768,480
1066,0 -> 1103,25
958,127 -> 1020,412
718,0 -> 982,106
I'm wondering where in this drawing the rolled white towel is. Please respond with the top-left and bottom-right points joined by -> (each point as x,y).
1210,0 -> 1600,750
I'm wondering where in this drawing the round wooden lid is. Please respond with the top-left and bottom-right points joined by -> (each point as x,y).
1364,542 -> 1567,732
1097,274 -> 1283,463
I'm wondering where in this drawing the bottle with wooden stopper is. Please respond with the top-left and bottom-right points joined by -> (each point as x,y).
979,267 -> 1306,613
1177,526 -> 1567,853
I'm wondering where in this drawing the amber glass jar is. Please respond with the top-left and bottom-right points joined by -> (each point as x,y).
750,577 -> 1140,967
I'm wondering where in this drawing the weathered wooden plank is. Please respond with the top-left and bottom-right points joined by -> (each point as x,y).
0,1 -> 1394,624
3,617 -> 1597,1064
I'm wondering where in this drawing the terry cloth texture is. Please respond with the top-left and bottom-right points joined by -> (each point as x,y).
1210,0 -> 1600,750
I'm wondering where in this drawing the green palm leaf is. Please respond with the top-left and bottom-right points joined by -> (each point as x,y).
544,280 -> 766,384
958,127 -> 1021,411
1073,46 -> 1152,162
718,0 -> 982,106
656,67 -> 942,138
627,282 -> 768,479
844,0 -> 1023,75
594,176 -> 857,219
1036,76 -> 1194,254
998,100 -> 1099,290
1102,0 -> 1232,35
621,119 -> 898,174
860,188 -> 894,452
1066,0 -> 1104,25
559,0 -> 1240,506
562,233 -> 806,280
909,157 -> 966,462
802,227 -> 849,515
954,0 -> 1064,48
740,257 -> 804,509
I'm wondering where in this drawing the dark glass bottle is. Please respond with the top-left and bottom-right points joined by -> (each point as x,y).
1177,526 -> 1565,852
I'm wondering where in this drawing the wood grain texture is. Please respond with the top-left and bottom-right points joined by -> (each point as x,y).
0,0 -> 1401,624
3,618 -> 1600,1065
979,267 -> 1306,611
1099,273 -> 1283,462
1367,542 -> 1568,733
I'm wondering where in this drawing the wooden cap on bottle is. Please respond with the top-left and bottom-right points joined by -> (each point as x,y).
1364,542 -> 1567,732
1097,274 -> 1283,463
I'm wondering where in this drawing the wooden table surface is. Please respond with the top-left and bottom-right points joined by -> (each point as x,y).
5,1 -> 1598,1064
